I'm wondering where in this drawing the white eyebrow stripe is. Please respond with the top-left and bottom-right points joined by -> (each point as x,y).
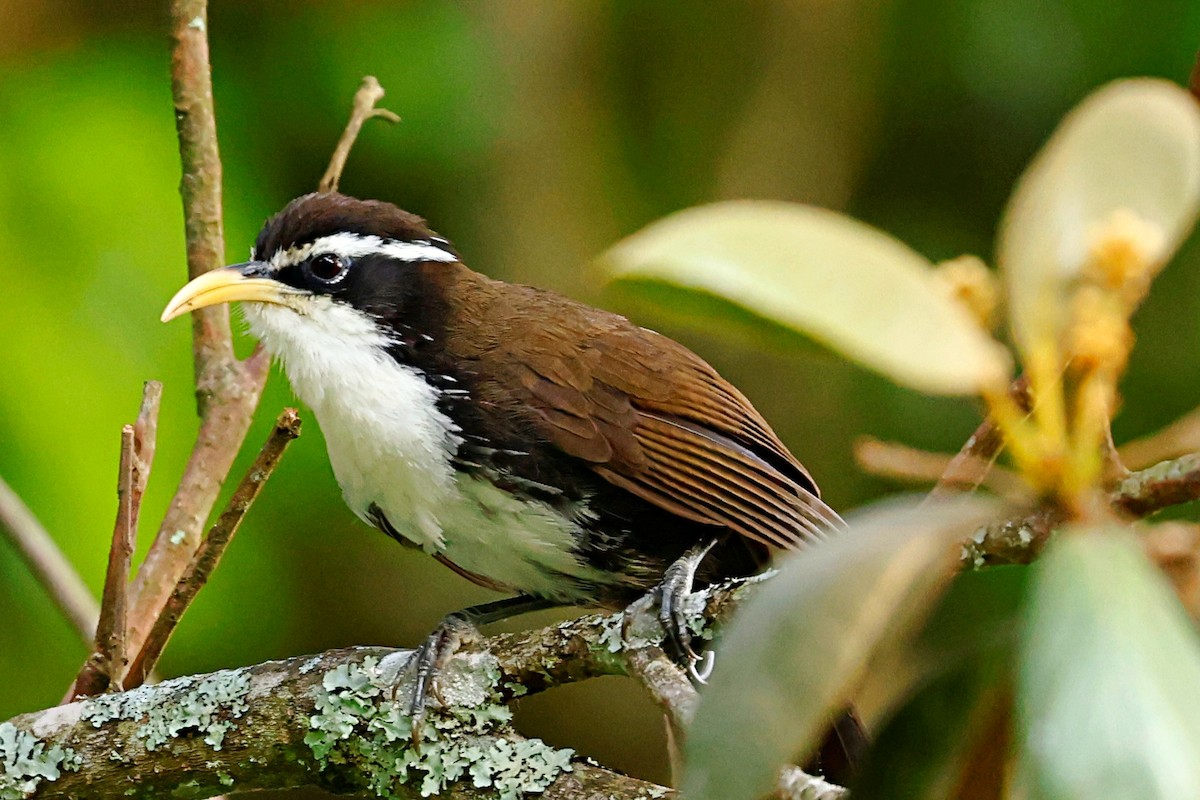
269,231 -> 458,271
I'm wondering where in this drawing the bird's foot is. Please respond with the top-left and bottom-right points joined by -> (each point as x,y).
391,594 -> 555,745
657,540 -> 718,684
393,612 -> 480,745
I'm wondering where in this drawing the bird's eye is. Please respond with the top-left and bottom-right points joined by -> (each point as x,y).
308,253 -> 349,284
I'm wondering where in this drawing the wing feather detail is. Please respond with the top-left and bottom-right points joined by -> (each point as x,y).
444,278 -> 843,553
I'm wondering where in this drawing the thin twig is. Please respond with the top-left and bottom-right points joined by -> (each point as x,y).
1118,404 -> 1200,470
625,647 -> 698,733
96,427 -> 136,689
66,384 -> 163,701
130,381 -> 163,531
318,76 -> 400,193
929,376 -> 1032,498
855,437 -> 1025,497
125,0 -> 271,671
961,451 -> 1200,568
855,435 -> 956,483
125,409 -> 302,688
1142,521 -> 1200,619
0,476 -> 98,644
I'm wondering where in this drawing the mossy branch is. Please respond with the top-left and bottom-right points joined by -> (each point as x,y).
5,579 -> 846,800
12,439 -> 1199,800
961,451 -> 1200,568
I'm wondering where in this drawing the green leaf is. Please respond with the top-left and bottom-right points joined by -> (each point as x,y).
853,568 -> 1027,799
1017,527 -> 1200,799
683,496 -> 1000,800
999,79 -> 1200,355
852,654 -> 1011,800
600,201 -> 1010,395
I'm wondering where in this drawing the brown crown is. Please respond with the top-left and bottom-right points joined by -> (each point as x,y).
252,192 -> 439,259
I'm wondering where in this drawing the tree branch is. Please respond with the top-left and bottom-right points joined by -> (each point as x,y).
125,409 -> 302,689
319,76 -> 400,194
20,441 -> 1199,800
7,576 -> 854,800
126,0 -> 271,669
68,384 -> 162,700
6,646 -> 670,800
1119,404 -> 1200,470
0,476 -> 98,645
931,376 -> 1031,497
94,425 -> 136,688
960,452 -> 1200,568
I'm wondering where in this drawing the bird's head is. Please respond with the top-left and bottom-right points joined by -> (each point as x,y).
161,192 -> 461,350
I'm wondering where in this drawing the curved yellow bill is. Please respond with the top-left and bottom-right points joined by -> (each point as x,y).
161,265 -> 302,322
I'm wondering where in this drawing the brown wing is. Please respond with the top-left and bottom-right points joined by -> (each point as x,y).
445,277 -> 843,552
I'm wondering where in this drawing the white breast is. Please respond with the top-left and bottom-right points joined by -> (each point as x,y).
242,299 -> 609,602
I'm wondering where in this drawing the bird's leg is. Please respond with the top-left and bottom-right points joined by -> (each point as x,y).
657,539 -> 719,683
400,594 -> 556,740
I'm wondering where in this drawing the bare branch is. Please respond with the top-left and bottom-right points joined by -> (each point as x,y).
961,452 -> 1200,568
0,475 -> 97,644
125,409 -> 301,688
625,647 -> 698,732
69,382 -> 163,701
130,381 -> 163,531
92,426 -> 136,694
1111,452 -> 1200,517
931,376 -> 1032,498
1119,404 -> 1200,470
855,435 -> 957,483
126,0 -> 271,674
1142,521 -> 1200,618
319,76 -> 401,193
7,646 -> 675,800
856,437 -> 1027,499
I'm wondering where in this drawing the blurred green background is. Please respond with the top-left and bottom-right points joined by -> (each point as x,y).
3,0 -> 1200,794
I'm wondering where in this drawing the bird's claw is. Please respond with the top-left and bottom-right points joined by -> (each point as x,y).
393,613 -> 478,745
658,540 -> 718,684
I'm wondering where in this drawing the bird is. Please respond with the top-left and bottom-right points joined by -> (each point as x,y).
160,191 -> 856,761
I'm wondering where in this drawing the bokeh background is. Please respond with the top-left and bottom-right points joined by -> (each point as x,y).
3,0 -> 1200,794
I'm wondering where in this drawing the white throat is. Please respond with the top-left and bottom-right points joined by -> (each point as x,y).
243,298 -> 461,547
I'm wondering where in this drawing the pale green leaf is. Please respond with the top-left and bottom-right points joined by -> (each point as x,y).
999,79 -> 1200,354
852,657 -> 1010,800
683,496 -> 1000,800
853,568 -> 1028,799
1018,528 -> 1200,799
600,201 -> 1010,395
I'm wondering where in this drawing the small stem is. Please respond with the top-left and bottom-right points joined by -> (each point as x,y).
97,427 -> 136,687
1028,342 -> 1067,457
859,438 -> 1025,497
0,475 -> 98,644
625,647 -> 698,733
125,409 -> 301,688
318,76 -> 400,193
130,381 -> 163,533
65,384 -> 166,701
1119,403 -> 1200,470
125,0 -> 271,676
930,376 -> 1032,498
1064,367 -> 1117,501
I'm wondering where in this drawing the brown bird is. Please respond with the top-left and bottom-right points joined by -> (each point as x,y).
161,192 -> 857,765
